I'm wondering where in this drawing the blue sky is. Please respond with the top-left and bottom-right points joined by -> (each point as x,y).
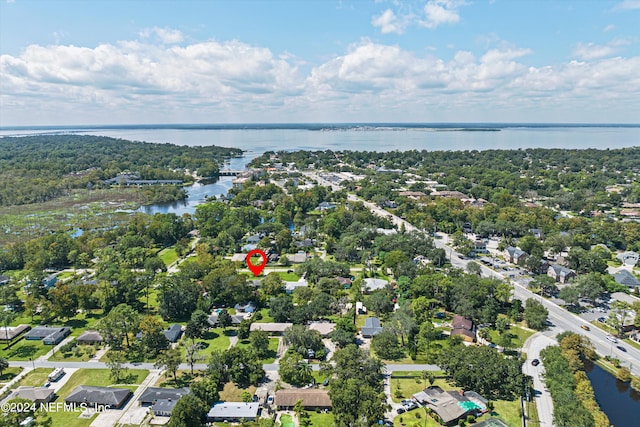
1,0 -> 639,125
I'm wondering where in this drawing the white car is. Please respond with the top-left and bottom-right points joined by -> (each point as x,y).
267,396 -> 274,405
606,334 -> 618,343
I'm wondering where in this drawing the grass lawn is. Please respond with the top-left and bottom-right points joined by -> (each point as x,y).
488,325 -> 535,349
394,408 -> 442,426
1,338 -> 51,361
0,367 -> 22,383
236,337 -> 279,363
56,368 -> 149,399
278,271 -> 301,281
158,247 -> 179,266
11,368 -> 52,388
390,371 -> 447,403
254,308 -> 275,323
154,370 -> 204,388
218,382 -> 256,402
305,410 -> 335,426
180,328 -> 231,359
49,344 -> 102,362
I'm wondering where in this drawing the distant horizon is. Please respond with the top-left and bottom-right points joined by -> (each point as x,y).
1,1 -> 638,124
2,122 -> 640,131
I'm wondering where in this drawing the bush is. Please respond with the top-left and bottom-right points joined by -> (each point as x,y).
60,340 -> 77,353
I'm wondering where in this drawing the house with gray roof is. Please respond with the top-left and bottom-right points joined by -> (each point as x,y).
65,385 -> 132,409
3,386 -> 54,405
361,317 -> 383,338
504,246 -> 528,265
163,324 -> 183,343
547,264 -> 576,283
207,402 -> 260,422
138,387 -> 189,416
614,269 -> 640,288
285,278 -> 309,293
24,326 -> 71,345
412,386 -> 486,426
76,330 -> 103,345
362,278 -> 388,293
249,323 -> 292,335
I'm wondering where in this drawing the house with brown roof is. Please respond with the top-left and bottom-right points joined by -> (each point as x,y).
451,315 -> 475,342
249,323 -> 293,335
275,389 -> 332,410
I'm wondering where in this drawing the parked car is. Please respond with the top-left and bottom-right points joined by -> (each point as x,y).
267,396 -> 274,405
396,407 -> 406,414
606,334 -> 618,343
597,317 -> 606,323
404,402 -> 418,411
531,359 -> 540,366
43,382 -> 51,388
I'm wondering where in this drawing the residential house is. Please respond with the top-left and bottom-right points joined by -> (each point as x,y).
335,277 -> 352,288
361,317 -> 383,338
614,269 -> 640,289
207,402 -> 260,422
412,386 -> 486,426
234,302 -> 257,313
286,252 -> 308,264
504,247 -> 528,265
163,324 -> 183,343
24,326 -> 71,345
249,323 -> 293,335
208,312 -> 244,327
474,240 -> 488,255
65,385 -> 132,409
275,389 -> 332,410
138,387 -> 190,417
530,228 -> 544,240
616,251 -> 639,267
76,330 -> 103,345
285,278 -> 309,294
362,278 -> 388,293
547,264 -> 576,284
3,387 -> 54,406
0,275 -> 9,286
317,201 -> 336,211
308,322 -> 336,337
451,315 -> 475,342
294,238 -> 314,248
0,325 -> 30,342
247,234 -> 262,244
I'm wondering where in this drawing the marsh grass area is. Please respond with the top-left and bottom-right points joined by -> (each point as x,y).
0,188 -> 148,246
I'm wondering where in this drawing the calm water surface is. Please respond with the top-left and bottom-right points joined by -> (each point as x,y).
584,360 -> 640,427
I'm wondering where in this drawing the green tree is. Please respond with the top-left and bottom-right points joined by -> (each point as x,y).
106,350 -> 128,383
0,357 -> 8,377
190,377 -> 219,406
139,315 -> 169,356
155,347 -> 182,382
524,298 -> 549,330
250,329 -> 270,358
97,303 -> 139,349
167,394 -> 208,427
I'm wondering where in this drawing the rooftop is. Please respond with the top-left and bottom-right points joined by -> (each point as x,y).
275,389 -> 332,408
207,402 -> 260,420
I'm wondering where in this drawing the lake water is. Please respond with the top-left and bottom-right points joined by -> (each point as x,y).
584,360 -> 640,427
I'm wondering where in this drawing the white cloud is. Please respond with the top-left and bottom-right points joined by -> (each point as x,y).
603,24 -> 616,33
139,27 -> 184,44
372,9 -> 407,34
1,36 -> 639,124
572,39 -> 631,60
614,0 -> 640,10
420,0 -> 465,29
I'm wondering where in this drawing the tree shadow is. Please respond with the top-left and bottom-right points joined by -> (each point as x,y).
223,329 -> 237,337
64,319 -> 88,329
203,331 -> 219,340
9,344 -> 38,359
157,372 -> 196,388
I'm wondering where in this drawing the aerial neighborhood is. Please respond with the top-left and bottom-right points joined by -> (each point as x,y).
1,136 -> 640,427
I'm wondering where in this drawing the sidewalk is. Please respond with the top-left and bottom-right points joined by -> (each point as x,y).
0,367 -> 33,396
